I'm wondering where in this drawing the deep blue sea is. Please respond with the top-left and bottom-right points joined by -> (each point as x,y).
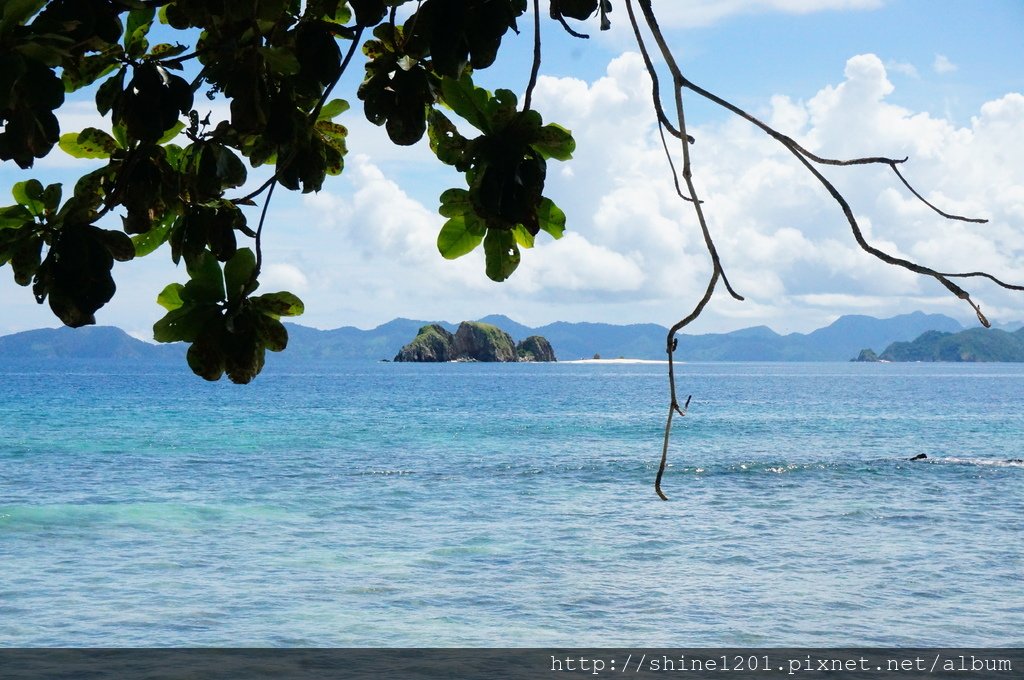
0,361 -> 1021,646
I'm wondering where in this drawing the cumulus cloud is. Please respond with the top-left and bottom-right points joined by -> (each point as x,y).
275,51 -> 1023,332
5,47 -> 1021,336
517,52 -> 1024,330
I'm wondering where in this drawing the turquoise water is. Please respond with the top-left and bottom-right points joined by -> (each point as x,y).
0,361 -> 1021,646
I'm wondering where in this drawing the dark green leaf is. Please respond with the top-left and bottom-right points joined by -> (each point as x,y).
428,110 -> 470,168
149,43 -> 189,59
254,313 -> 288,352
12,180 -> 45,214
224,248 -> 257,304
440,76 -> 492,133
0,0 -> 46,34
251,291 -> 304,317
438,188 -> 472,218
531,123 -> 575,161
0,204 -> 33,229
483,229 -> 520,282
58,128 -> 119,159
125,7 -> 156,59
259,46 -> 301,75
187,335 -> 226,381
96,68 -> 126,117
154,303 -> 219,343
94,228 -> 135,262
183,250 -> 226,303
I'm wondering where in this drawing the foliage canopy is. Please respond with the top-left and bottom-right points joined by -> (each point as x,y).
1,0 -> 583,382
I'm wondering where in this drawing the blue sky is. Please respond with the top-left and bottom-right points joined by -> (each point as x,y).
2,0 -> 1023,338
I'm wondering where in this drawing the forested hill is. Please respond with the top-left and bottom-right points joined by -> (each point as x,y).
0,311 -> 983,364
869,327 -> 1024,362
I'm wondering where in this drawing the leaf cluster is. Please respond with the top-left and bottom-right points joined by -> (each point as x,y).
0,0 -> 610,380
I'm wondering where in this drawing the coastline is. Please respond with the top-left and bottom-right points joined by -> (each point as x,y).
562,358 -> 669,364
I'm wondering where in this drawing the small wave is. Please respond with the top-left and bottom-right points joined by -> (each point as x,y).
924,456 -> 1024,468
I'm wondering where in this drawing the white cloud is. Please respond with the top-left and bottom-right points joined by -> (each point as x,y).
886,60 -> 919,78
4,47 -> 1022,337
260,263 -> 309,292
516,52 -> 1024,330
933,54 -> 958,74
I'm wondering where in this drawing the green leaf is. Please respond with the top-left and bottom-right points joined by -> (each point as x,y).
40,183 -> 61,212
428,110 -> 470,168
251,291 -> 304,317
111,123 -> 128,150
224,247 -> 257,304
183,250 -> 226,303
0,204 -> 33,229
96,68 -> 126,117
154,303 -> 217,343
131,211 -> 175,257
254,313 -> 288,352
187,336 -> 226,381
6,234 -> 43,285
512,224 -> 535,249
58,128 -> 119,159
156,282 -> 185,311
536,198 -> 566,239
317,98 -> 350,121
531,123 -> 575,161
438,188 -> 473,218
440,76 -> 492,133
157,120 -> 185,144
12,180 -> 45,215
483,229 -> 520,282
149,43 -> 188,59
125,7 -> 155,59
0,0 -> 46,34
437,215 -> 485,259
93,228 -> 135,262
259,46 -> 301,75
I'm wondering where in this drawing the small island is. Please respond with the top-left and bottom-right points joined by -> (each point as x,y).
394,321 -> 557,363
852,327 -> 1024,362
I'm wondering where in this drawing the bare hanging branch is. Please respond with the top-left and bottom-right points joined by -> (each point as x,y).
889,163 -> 989,224
524,0 -> 542,111
626,0 -> 1023,499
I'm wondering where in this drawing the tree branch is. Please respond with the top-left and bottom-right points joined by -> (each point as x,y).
523,0 -> 542,111
628,0 -> 1022,499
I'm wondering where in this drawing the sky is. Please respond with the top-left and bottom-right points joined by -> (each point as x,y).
2,0 -> 1023,339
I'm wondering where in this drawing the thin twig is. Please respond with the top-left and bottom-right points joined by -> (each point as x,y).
889,163 -> 988,224
553,13 -> 589,39
624,0 -> 694,144
636,0 -> 743,302
523,0 -> 542,111
246,179 -> 276,294
657,121 -> 698,203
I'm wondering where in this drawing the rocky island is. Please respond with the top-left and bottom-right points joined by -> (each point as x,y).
393,321 -> 556,362
853,327 -> 1024,362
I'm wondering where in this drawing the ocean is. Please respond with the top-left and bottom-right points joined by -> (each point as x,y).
0,361 -> 1021,646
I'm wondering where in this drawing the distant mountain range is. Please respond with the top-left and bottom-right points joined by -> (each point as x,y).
2,311 -> 1011,364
